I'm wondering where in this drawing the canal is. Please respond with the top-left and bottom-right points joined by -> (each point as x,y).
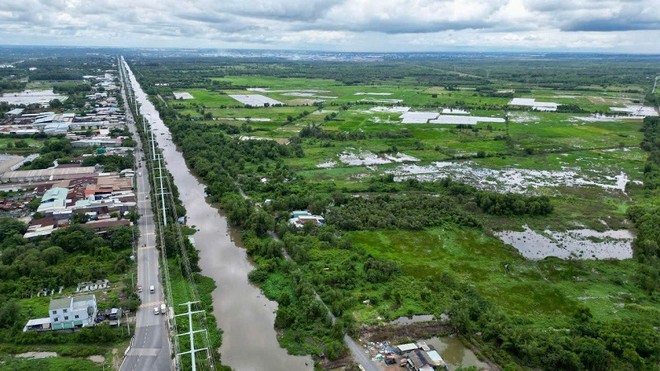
123,58 -> 313,371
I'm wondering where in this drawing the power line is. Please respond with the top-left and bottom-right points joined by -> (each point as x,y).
175,301 -> 212,371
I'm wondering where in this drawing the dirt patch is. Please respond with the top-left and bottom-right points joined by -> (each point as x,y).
15,351 -> 57,359
88,355 -> 105,363
360,321 -> 454,343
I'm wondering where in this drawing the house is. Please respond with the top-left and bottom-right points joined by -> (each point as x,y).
81,218 -> 131,233
288,210 -> 325,228
406,349 -> 448,371
23,317 -> 51,332
49,294 -> 97,330
37,187 -> 70,215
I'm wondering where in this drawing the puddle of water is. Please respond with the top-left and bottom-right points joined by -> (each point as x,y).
495,225 -> 633,260
339,150 -> 419,166
423,336 -> 490,370
390,161 -> 628,194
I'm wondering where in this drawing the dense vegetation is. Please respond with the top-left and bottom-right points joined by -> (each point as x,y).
132,55 -> 660,370
130,55 -> 657,92
81,154 -> 135,172
629,116 -> 660,296
0,219 -> 137,358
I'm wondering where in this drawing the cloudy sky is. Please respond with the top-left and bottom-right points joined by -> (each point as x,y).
1,0 -> 659,53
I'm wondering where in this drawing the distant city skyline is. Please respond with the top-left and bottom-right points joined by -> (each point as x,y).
1,0 -> 659,53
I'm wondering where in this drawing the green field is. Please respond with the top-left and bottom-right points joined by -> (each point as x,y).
135,57 -> 660,370
349,227 -> 656,325
0,137 -> 42,151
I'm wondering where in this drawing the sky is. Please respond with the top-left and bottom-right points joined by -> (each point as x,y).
1,0 -> 660,53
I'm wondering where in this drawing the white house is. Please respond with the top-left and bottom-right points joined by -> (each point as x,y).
49,294 -> 97,330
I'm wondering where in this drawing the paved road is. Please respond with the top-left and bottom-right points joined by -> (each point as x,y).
119,57 -> 171,371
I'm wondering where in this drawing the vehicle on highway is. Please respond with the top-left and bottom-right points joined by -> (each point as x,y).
150,285 -> 155,293
153,307 -> 159,315
160,303 -> 166,315
137,285 -> 142,293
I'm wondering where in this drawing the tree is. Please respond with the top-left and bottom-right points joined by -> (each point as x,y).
574,337 -> 612,371
245,209 -> 275,237
49,99 -> 63,108
42,246 -> 64,265
14,140 -> 28,148
0,218 -> 27,243
0,300 -> 22,329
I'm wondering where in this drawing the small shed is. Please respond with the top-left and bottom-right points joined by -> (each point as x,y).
397,343 -> 419,353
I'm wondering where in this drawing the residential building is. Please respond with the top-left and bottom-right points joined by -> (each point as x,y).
49,294 -> 97,330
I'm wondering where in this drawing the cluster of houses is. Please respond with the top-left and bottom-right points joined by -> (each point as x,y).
22,168 -> 136,238
16,71 -> 135,334
397,342 -> 449,371
1,71 -> 127,149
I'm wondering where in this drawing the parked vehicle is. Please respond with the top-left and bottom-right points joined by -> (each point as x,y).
160,303 -> 166,315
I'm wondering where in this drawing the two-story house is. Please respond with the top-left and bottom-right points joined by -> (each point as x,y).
49,294 -> 97,330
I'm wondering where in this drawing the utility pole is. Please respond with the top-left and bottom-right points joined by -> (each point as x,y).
175,301 -> 210,371
125,309 -> 131,336
151,129 -> 157,161
156,154 -> 168,226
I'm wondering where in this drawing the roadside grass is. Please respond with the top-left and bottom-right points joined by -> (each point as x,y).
166,259 -> 223,364
0,355 -> 104,370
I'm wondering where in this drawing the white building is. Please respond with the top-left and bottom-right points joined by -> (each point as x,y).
49,294 -> 97,330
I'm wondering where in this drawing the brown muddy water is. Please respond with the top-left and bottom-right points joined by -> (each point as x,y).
124,59 -> 312,371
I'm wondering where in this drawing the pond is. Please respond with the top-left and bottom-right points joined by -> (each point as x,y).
423,336 -> 491,370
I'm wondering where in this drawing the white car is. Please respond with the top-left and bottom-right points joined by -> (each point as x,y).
153,307 -> 159,315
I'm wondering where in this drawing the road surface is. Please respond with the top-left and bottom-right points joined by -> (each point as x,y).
119,57 -> 171,371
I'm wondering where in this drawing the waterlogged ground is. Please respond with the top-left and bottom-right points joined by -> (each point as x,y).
389,160 -> 629,194
495,225 -> 634,260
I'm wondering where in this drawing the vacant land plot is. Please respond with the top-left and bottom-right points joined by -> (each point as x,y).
0,89 -> 66,105
172,91 -> 193,99
228,94 -> 284,107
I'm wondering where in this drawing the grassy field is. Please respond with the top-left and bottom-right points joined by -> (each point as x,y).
161,73 -> 659,346
348,227 -> 657,327
0,356 -> 105,370
165,75 -> 648,234
0,137 -> 42,151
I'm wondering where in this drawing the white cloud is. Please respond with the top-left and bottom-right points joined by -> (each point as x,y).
0,0 -> 658,52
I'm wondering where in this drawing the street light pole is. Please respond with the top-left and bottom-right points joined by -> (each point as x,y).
125,310 -> 131,336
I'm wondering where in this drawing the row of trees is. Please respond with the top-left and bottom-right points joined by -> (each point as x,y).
629,116 -> 660,295
299,123 -> 414,141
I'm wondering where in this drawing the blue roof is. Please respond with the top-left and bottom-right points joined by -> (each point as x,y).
42,187 -> 69,203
